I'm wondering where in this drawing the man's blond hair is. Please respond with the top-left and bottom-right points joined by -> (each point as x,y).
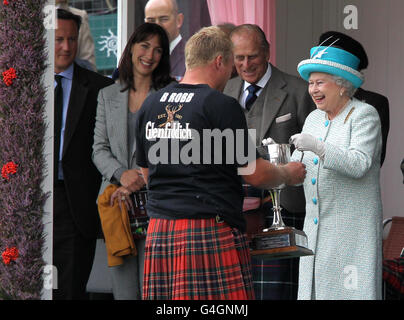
185,26 -> 233,70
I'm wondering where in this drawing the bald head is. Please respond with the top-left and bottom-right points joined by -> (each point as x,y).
144,0 -> 183,43
146,0 -> 179,13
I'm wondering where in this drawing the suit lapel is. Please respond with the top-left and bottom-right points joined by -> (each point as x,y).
170,47 -> 180,72
257,66 -> 287,142
62,64 -> 89,158
110,84 -> 129,168
225,77 -> 244,103
170,38 -> 184,72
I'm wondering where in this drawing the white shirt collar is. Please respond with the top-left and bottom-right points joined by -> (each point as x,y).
170,34 -> 182,54
243,63 -> 272,93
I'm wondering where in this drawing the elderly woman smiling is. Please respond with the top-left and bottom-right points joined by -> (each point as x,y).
290,45 -> 383,300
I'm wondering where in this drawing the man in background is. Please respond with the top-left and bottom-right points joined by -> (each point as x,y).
144,0 -> 185,80
56,0 -> 97,71
224,24 -> 315,300
53,9 -> 114,299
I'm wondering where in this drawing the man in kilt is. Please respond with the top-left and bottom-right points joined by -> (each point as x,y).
134,26 -> 307,300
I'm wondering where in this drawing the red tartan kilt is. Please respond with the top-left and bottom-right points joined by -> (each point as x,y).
142,217 -> 255,300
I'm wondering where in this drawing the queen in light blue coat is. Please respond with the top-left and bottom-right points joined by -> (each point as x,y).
290,45 -> 383,300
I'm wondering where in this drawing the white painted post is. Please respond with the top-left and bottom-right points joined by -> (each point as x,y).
41,0 -> 55,300
117,0 -> 136,67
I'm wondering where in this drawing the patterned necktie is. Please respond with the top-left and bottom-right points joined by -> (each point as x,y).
54,75 -> 63,182
245,84 -> 261,111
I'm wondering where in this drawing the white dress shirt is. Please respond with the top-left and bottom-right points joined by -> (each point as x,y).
240,63 -> 272,109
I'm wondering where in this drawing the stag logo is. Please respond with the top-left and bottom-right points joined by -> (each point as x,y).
159,104 -> 183,128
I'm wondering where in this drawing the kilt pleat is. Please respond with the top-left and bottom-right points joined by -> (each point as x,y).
142,218 -> 255,300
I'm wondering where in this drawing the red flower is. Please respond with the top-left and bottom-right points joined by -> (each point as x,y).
2,247 -> 19,265
3,0 -> 9,5
1,161 -> 18,180
2,67 -> 17,86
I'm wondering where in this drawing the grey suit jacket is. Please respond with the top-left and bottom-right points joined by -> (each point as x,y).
92,82 -> 148,197
224,64 -> 315,213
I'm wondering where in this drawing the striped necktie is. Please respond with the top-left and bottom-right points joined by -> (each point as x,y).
245,84 -> 260,111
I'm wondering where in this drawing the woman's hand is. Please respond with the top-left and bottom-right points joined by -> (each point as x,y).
120,169 -> 145,193
290,133 -> 325,158
110,186 -> 133,211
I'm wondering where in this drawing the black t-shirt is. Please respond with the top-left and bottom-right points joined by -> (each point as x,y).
135,83 -> 257,232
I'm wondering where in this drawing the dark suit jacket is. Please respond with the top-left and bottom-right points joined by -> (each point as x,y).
224,64 -> 315,213
60,63 -> 114,239
170,37 -> 186,79
354,87 -> 389,166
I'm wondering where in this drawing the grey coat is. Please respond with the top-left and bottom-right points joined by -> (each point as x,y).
92,82 -> 149,197
92,82 -> 150,300
223,64 -> 315,213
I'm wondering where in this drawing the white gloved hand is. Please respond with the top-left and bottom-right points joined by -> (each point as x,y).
262,137 -> 276,146
290,133 -> 325,158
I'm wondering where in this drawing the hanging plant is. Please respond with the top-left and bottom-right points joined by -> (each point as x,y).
0,0 -> 48,299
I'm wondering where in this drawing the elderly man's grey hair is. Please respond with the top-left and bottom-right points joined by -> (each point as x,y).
230,24 -> 270,53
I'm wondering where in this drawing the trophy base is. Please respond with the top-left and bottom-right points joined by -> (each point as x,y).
250,227 -> 314,260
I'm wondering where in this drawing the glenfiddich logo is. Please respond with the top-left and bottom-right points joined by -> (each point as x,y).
146,95 -> 192,140
158,104 -> 183,127
144,90 -> 258,176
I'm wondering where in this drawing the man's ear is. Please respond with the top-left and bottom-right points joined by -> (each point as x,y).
265,46 -> 270,62
176,12 -> 184,29
214,55 -> 223,70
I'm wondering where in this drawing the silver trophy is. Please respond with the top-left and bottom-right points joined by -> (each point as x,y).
250,140 -> 313,260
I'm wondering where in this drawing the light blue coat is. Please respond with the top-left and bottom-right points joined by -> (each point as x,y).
292,98 -> 383,300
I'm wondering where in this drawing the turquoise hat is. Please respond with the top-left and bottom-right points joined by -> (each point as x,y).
298,46 -> 364,88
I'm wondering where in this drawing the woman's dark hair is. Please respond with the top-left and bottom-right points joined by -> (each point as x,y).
118,23 -> 173,92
